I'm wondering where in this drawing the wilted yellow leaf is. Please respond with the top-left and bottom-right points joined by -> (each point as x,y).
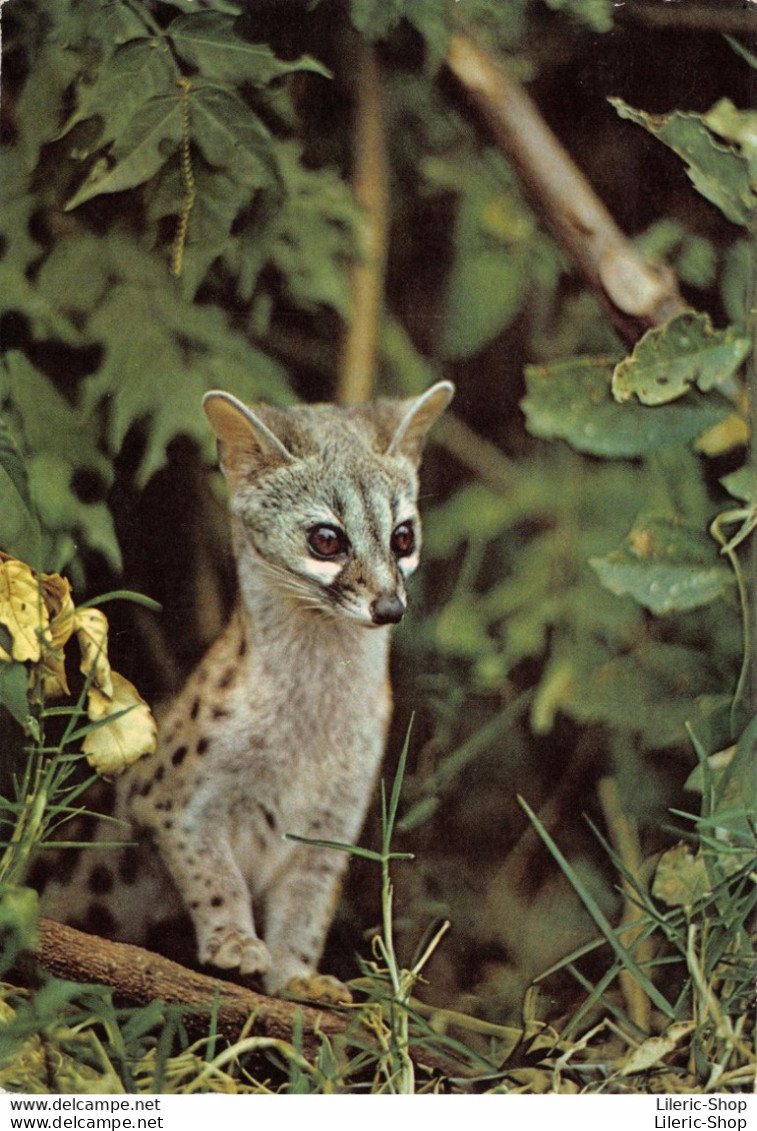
621,1021 -> 696,1075
83,671 -> 157,775
652,842 -> 711,907
74,607 -> 114,699
0,556 -> 48,664
41,572 -> 75,697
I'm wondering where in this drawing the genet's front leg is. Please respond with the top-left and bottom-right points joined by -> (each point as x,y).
154,824 -> 271,977
262,842 -> 352,1002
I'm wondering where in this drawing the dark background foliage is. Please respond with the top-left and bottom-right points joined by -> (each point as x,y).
0,0 -> 753,1039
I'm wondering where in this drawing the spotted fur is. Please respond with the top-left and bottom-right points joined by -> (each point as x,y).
43,383 -> 453,997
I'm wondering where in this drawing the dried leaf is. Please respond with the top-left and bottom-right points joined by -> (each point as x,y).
41,570 -> 75,697
83,671 -> 157,775
621,1021 -> 696,1075
74,607 -> 114,700
652,843 -> 711,907
0,555 -> 47,664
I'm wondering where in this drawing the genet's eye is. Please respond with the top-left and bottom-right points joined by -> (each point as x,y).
391,522 -> 415,558
307,525 -> 349,559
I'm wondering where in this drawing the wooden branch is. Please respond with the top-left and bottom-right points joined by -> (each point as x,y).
31,919 -> 478,1080
618,1 -> 757,34
336,41 -> 389,405
446,32 -> 688,345
34,918 -> 350,1055
597,776 -> 654,1034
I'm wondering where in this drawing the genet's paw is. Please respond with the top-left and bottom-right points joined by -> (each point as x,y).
284,972 -> 353,1006
204,929 -> 271,976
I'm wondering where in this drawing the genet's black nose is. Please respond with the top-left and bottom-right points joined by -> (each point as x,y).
371,595 -> 406,625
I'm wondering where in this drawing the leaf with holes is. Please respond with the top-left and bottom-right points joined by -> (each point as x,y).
522,356 -> 731,456
0,556 -> 46,664
589,515 -> 734,615
612,312 -> 751,406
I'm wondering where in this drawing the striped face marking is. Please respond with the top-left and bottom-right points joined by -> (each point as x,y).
292,479 -> 421,624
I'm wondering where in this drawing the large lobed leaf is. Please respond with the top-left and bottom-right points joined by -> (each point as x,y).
167,12 -> 330,85
32,235 -> 294,486
66,94 -> 184,209
1,353 -> 120,573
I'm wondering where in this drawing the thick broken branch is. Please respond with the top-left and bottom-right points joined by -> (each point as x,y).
34,918 -> 350,1055
446,32 -> 688,345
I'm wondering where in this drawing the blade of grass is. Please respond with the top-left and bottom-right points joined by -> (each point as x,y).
518,795 -> 676,1019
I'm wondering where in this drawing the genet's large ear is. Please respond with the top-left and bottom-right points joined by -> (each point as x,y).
386,381 -> 454,464
203,391 -> 293,485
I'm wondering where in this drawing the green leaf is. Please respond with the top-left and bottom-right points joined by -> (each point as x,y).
0,662 -> 30,728
190,84 -> 276,186
704,99 -> 757,185
167,13 -> 330,85
721,467 -> 754,504
0,148 -> 43,277
66,94 -> 183,209
422,483 -> 526,556
712,714 -> 757,831
350,0 -> 406,39
266,142 -> 360,317
534,638 -> 720,747
27,454 -> 121,572
2,351 -> 119,570
589,515 -> 734,615
438,154 -> 535,359
4,352 -> 112,485
612,312 -> 751,406
70,236 -> 293,485
14,42 -> 84,171
146,163 -> 266,299
522,357 -> 732,456
610,98 -> 757,226
0,415 -> 42,568
58,38 -> 177,157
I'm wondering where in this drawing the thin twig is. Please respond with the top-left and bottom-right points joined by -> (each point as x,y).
597,775 -> 653,1034
445,32 -> 687,345
337,42 -> 389,405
